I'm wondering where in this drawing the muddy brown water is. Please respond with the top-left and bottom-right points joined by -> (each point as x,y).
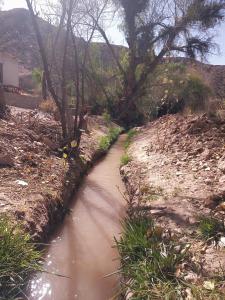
28,135 -> 126,300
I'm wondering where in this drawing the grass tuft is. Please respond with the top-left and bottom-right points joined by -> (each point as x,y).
121,153 -> 132,166
124,129 -> 137,149
198,216 -> 225,240
0,215 -> 43,299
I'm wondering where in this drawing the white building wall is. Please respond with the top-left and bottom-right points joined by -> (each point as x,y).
0,52 -> 19,87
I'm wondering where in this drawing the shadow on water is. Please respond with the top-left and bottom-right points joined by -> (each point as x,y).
27,135 -> 127,300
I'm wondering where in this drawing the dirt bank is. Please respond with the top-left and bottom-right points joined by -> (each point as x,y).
121,113 -> 225,283
0,107 -> 119,241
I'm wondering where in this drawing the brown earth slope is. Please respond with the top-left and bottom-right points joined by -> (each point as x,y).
0,107 -> 116,241
121,113 -> 225,279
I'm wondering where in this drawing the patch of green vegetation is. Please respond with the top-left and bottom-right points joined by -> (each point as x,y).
99,127 -> 122,152
0,215 -> 43,299
181,75 -> 212,112
116,214 -> 224,299
124,129 -> 137,149
102,111 -> 111,125
108,127 -> 122,141
121,153 -> 132,166
198,216 -> 225,240
116,215 -> 189,299
99,136 -> 111,151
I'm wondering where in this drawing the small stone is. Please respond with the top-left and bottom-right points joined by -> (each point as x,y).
184,271 -> 198,283
176,171 -> 183,176
218,158 -> 225,173
218,237 -> 225,248
16,180 -> 28,186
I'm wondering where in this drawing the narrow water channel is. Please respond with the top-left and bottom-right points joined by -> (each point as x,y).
28,135 -> 126,300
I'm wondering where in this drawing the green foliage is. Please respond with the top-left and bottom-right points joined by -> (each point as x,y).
124,129 -> 137,149
102,111 -> 111,125
116,215 -> 190,299
32,68 -> 43,87
140,62 -> 212,120
99,136 -> 111,151
0,215 -> 42,299
198,216 -> 225,240
98,127 -> 122,151
181,75 -> 211,112
121,153 -> 131,166
109,127 -> 122,141
87,44 -> 122,116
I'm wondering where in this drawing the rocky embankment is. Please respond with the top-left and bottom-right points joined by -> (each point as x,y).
0,107 -> 116,241
121,113 -> 225,281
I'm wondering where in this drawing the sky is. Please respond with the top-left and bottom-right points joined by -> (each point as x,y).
2,0 -> 225,65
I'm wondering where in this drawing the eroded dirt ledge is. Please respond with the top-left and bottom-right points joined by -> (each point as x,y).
0,107 -> 117,241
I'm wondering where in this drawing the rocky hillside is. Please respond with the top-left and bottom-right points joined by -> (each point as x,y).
0,8 -> 123,74
0,8 -> 46,71
166,57 -> 225,99
0,9 -> 224,96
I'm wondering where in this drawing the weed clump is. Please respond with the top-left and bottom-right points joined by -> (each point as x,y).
121,153 -> 131,166
124,129 -> 137,149
102,111 -> 111,125
0,215 -> 42,299
98,127 -> 122,151
198,216 -> 225,240
116,215 -> 190,299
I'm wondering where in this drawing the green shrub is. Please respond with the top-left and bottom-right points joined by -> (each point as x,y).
0,215 -> 43,299
99,136 -> 111,151
181,76 -> 212,112
109,127 -> 122,142
32,68 -> 43,87
198,216 -> 224,240
102,111 -> 111,125
121,153 -> 131,166
125,129 -> 137,149
99,127 -> 122,151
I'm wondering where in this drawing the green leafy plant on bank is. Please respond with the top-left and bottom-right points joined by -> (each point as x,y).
124,129 -> 137,150
98,127 -> 122,151
0,215 -> 43,299
116,214 -> 224,299
102,111 -> 112,126
121,153 -> 132,166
